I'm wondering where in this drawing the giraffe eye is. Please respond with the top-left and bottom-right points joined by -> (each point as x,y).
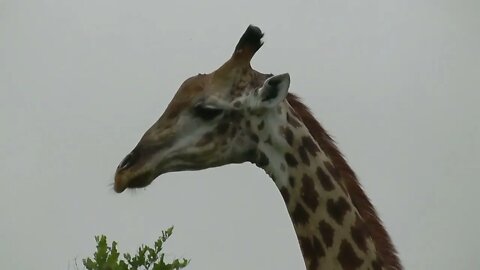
193,104 -> 224,120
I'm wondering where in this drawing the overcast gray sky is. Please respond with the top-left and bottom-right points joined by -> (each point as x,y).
1,0 -> 479,269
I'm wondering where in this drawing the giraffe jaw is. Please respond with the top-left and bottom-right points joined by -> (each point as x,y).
113,154 -> 232,193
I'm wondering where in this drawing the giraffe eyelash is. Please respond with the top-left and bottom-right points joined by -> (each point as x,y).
193,104 -> 224,120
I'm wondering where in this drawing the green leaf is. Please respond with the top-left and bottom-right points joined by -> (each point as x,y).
82,228 -> 189,270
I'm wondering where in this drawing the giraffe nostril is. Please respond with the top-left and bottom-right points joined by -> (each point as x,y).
118,152 -> 136,170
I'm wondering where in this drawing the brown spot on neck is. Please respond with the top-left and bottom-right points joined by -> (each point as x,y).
298,146 -> 310,166
326,197 -> 351,225
289,176 -> 295,187
351,214 -> 369,253
318,220 -> 334,248
301,174 -> 318,211
283,127 -> 294,146
316,167 -> 334,191
337,239 -> 364,270
256,151 -> 269,167
280,187 -> 290,204
287,112 -> 302,128
302,136 -> 320,156
298,236 -> 325,270
285,153 -> 299,167
292,204 -> 309,225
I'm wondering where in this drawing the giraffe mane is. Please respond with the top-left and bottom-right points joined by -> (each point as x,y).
287,93 -> 402,270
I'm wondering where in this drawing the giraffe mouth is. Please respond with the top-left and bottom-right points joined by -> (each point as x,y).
114,171 -> 155,193
126,172 -> 154,188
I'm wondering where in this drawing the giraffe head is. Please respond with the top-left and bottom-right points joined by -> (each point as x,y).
114,25 -> 291,193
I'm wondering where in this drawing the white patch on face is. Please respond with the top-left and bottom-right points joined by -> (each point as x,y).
249,102 -> 291,188
243,89 -> 263,109
146,114 -> 218,170
229,92 -> 252,110
202,95 -> 236,110
172,125 -> 211,154
260,143 -> 290,187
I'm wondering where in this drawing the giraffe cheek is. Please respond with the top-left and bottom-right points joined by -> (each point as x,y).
195,132 -> 215,148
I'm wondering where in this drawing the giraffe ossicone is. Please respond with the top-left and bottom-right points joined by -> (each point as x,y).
114,25 -> 402,270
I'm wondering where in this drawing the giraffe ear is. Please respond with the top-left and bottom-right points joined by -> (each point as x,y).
257,73 -> 291,107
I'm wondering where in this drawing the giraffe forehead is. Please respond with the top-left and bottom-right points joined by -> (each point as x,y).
166,72 -> 265,116
162,62 -> 271,123
175,74 -> 210,101
162,75 -> 207,119
163,74 -> 231,117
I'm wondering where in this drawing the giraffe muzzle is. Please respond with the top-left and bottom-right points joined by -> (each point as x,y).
114,148 -> 154,193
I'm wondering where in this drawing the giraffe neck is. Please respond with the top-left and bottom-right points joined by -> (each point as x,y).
252,106 -> 383,270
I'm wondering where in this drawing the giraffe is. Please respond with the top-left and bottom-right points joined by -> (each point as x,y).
114,25 -> 402,270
